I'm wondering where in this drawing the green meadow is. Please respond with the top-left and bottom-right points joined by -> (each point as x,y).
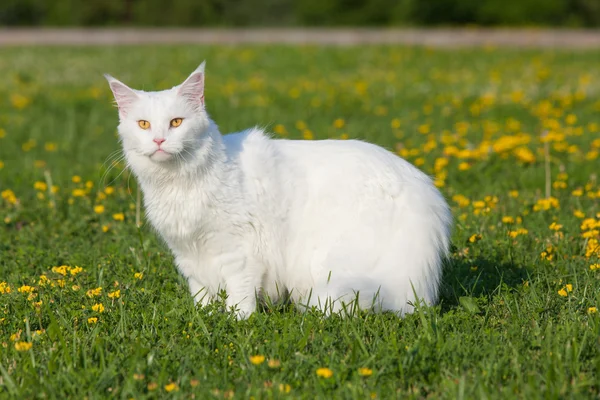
0,45 -> 599,399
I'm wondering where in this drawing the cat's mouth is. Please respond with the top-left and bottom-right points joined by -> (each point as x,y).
149,149 -> 174,162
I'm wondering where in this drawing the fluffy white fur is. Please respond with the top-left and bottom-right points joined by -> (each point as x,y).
105,62 -> 452,319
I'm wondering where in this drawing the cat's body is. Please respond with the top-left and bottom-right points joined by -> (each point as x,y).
106,63 -> 452,318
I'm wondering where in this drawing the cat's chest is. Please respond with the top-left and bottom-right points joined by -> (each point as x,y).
143,185 -> 213,244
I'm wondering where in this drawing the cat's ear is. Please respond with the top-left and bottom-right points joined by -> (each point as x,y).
104,74 -> 139,117
178,61 -> 205,109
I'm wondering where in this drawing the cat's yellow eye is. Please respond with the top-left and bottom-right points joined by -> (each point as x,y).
170,118 -> 183,128
138,120 -> 150,130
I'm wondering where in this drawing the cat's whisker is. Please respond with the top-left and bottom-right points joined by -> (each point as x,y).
100,154 -> 127,188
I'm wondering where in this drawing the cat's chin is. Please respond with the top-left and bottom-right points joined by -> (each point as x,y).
150,150 -> 174,163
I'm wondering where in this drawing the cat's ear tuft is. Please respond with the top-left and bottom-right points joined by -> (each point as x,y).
104,74 -> 139,117
178,61 -> 206,109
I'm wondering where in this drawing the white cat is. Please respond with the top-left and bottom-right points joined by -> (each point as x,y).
105,62 -> 452,319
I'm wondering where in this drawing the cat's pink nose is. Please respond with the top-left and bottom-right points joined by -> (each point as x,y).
153,138 -> 166,146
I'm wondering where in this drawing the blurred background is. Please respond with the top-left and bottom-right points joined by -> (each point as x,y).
1,0 -> 599,27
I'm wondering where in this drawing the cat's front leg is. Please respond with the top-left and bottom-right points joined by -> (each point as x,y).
188,277 -> 212,307
223,259 -> 263,320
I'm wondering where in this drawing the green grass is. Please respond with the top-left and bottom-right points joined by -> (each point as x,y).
1,45 -> 600,399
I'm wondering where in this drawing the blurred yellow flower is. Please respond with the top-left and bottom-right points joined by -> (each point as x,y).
108,290 -> 120,299
18,285 -> 34,294
0,282 -> 12,294
14,341 -> 32,352
44,142 -> 57,152
86,287 -> 102,298
468,234 -> 482,243
558,288 -> 568,297
589,307 -> 597,314
88,317 -> 98,324
113,213 -> 125,221
316,367 -> 333,378
94,205 -> 105,214
502,216 -> 515,224
34,181 -> 47,191
164,383 -> 179,392
358,367 -> 373,377
52,265 -> 68,275
11,93 -> 31,109
249,355 -> 265,365
72,175 -> 82,183
279,383 -> 291,393
92,303 -> 105,313
333,118 -> 345,129
134,272 -> 143,280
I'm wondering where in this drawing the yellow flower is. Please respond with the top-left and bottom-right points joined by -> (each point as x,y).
558,288 -> 568,297
94,205 -> 105,214
274,124 -> 287,135
72,175 -> 82,183
86,287 -> 102,298
452,194 -> 470,208
87,317 -> 98,324
113,213 -> 125,221
588,307 -> 597,314
508,228 -> 529,238
102,225 -> 110,233
549,222 -> 563,231
468,234 -> 482,243
458,162 -> 470,171
533,197 -> 560,212
0,282 -> 12,294
1,189 -> 17,204
0,160 -> 3,169
268,359 -> 281,368
108,290 -> 121,299
92,303 -> 105,313
34,181 -> 47,191
509,190 -> 519,198
11,93 -> 31,109
565,284 -> 573,292
147,382 -> 158,391
14,341 -> 32,352
302,130 -> 314,140
164,383 -> 179,392
72,189 -> 86,197
134,272 -> 143,280
249,355 -> 265,365
104,186 -> 115,195
472,201 -> 485,209
18,285 -> 35,294
316,368 -> 333,378
358,367 -> 373,377
572,189 -> 583,197
574,210 -> 585,218
502,216 -> 515,224
69,266 -> 83,276
333,118 -> 345,129
52,265 -> 68,276
44,142 -> 57,152
279,384 -> 291,393
391,118 -> 401,129
590,264 -> 599,271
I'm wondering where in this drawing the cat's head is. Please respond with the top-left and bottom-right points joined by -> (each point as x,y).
105,62 -> 214,170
